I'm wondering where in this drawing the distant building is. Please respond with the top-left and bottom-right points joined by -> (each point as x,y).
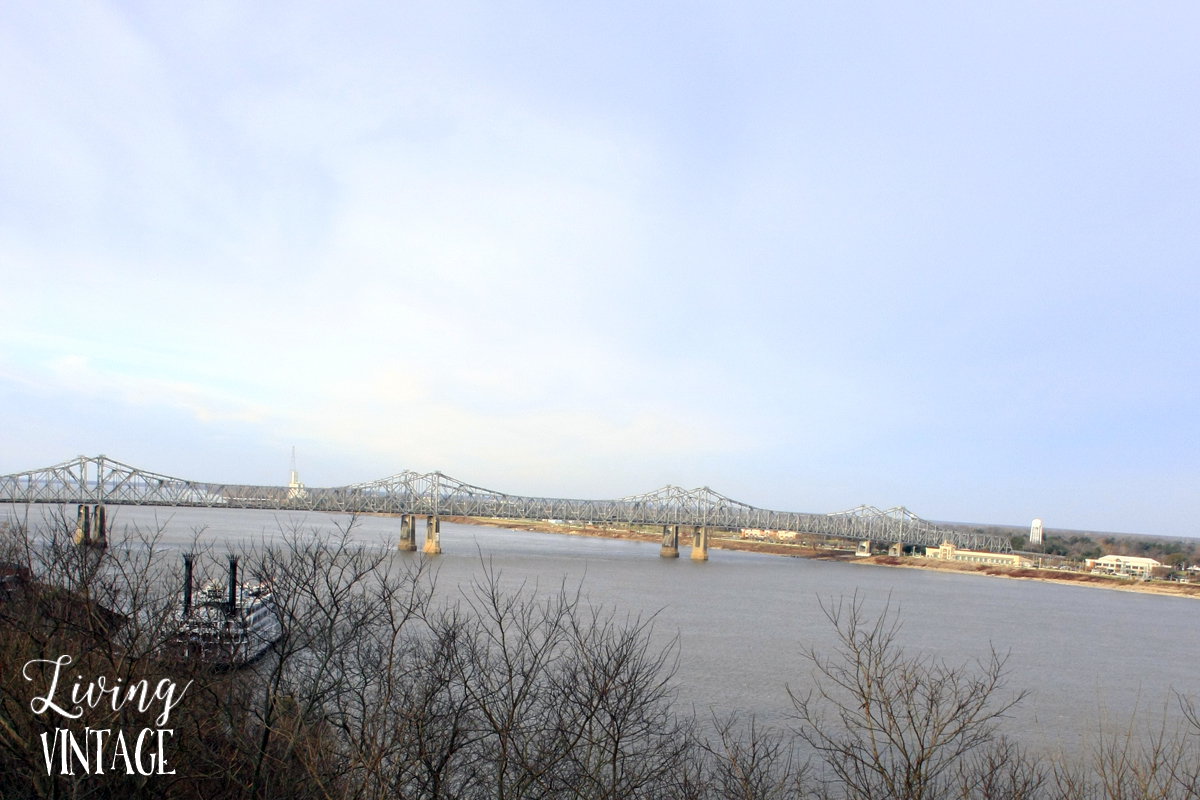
1086,555 -> 1162,579
1030,519 -> 1044,545
740,529 -> 796,541
925,541 -> 1030,568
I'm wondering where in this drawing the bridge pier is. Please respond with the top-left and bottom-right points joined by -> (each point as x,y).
91,505 -> 107,548
422,515 -> 442,555
74,504 -> 108,547
73,504 -> 90,546
690,526 -> 709,561
398,514 -> 417,551
660,525 -> 679,558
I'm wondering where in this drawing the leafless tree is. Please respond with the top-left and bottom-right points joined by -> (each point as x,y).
1059,698 -> 1200,800
955,736 -> 1046,800
6,511 -> 1200,800
404,563 -> 694,800
788,595 -> 1028,800
698,714 -> 808,800
234,518 -> 435,799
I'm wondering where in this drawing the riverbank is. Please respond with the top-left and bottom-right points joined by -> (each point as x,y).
443,516 -> 1200,601
855,554 -> 1200,599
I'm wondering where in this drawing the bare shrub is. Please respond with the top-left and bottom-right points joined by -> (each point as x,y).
4,509 -> 1200,800
382,564 -> 694,800
1062,699 -> 1200,800
699,714 -> 808,800
0,510 -> 217,798
788,595 -> 1028,800
955,736 -> 1046,800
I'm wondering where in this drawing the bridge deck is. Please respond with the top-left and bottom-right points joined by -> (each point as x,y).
0,456 -> 1013,552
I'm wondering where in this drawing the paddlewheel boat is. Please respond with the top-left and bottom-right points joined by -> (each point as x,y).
172,554 -> 283,669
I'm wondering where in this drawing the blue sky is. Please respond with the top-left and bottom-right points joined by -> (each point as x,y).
0,2 -> 1197,536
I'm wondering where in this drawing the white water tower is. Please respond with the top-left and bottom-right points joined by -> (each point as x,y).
1030,518 -> 1044,546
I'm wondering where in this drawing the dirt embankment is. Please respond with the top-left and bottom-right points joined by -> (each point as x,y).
439,517 -> 1200,600
442,516 -> 661,543
442,516 -> 854,559
859,555 -> 1200,599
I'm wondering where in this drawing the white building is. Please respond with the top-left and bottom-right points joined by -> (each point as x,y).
1086,554 -> 1162,579
925,542 -> 1030,567
1029,519 -> 1044,545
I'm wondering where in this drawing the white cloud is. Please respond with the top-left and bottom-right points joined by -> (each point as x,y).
1,2 -> 1197,532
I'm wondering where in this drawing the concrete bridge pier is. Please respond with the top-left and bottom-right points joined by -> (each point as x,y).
73,504 -> 90,546
690,526 -> 709,561
74,504 -> 108,548
660,525 -> 679,558
91,505 -> 107,548
422,515 -> 442,555
398,515 -> 417,551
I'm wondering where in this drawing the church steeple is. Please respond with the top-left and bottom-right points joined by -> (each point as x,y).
287,446 -> 305,499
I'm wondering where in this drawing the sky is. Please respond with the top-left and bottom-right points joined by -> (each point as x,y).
0,2 -> 1197,536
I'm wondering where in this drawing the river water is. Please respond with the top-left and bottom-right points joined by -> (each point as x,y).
6,504 -> 1198,755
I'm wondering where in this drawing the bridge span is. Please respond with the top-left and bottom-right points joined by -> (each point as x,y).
0,455 -> 1013,555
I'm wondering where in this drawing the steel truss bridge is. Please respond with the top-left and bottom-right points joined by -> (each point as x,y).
0,455 -> 1012,552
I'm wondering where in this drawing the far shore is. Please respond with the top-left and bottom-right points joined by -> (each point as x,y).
441,516 -> 1200,601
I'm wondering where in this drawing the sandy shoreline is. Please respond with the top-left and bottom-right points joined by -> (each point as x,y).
443,516 -> 1200,601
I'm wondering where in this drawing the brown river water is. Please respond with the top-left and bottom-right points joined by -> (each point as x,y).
6,504 -> 1198,756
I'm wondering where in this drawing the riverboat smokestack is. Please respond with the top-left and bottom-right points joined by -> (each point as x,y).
182,553 -> 194,617
227,555 -> 238,615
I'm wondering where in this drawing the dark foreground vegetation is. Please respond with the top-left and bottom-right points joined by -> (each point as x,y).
0,515 -> 1197,800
